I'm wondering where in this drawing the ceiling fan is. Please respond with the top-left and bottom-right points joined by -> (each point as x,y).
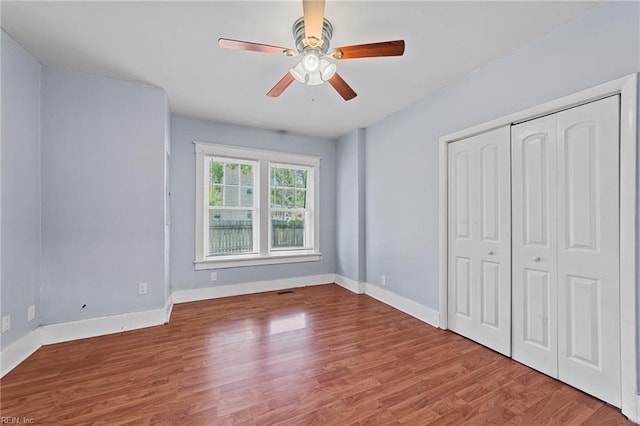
218,0 -> 405,101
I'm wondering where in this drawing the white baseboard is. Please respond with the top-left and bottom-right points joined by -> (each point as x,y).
334,276 -> 440,328
335,274 -> 366,294
364,283 -> 439,328
620,394 -> 640,424
172,273 -> 335,304
628,395 -> 640,424
0,328 -> 42,378
42,298 -> 173,345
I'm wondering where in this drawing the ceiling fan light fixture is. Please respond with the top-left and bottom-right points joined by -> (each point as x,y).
290,62 -> 307,83
319,59 -> 336,81
301,51 -> 320,74
306,71 -> 323,86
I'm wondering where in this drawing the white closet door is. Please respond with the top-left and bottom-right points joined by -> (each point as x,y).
512,96 -> 621,406
556,96 -> 620,406
448,126 -> 511,356
511,115 -> 558,377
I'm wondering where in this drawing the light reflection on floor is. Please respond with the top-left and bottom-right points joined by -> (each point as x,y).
214,328 -> 257,344
210,313 -> 308,346
269,313 -> 307,335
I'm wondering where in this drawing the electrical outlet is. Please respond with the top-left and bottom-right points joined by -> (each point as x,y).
138,282 -> 148,295
210,272 -> 217,281
381,275 -> 387,286
1,315 -> 10,333
27,304 -> 36,322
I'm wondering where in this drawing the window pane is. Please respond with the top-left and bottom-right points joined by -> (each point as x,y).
209,209 -> 254,256
271,211 -> 305,248
295,190 -> 306,208
224,185 -> 239,206
284,188 -> 296,209
210,161 -> 224,184
295,170 -> 307,188
240,165 -> 253,185
225,164 -> 239,185
271,187 -> 284,208
284,168 -> 295,187
209,185 -> 223,207
271,167 -> 283,186
240,186 -> 253,207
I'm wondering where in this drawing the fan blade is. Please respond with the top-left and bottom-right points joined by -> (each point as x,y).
219,38 -> 294,55
303,0 -> 326,47
328,73 -> 357,101
267,73 -> 296,97
332,40 -> 405,59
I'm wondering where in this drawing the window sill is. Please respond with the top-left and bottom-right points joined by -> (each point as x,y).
194,252 -> 322,270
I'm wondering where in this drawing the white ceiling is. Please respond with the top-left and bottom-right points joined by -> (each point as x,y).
1,1 -> 596,139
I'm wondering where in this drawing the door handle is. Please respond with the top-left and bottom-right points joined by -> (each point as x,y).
487,251 -> 494,255
532,256 -> 541,262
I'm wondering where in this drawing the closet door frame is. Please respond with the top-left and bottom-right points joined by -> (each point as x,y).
438,73 -> 638,422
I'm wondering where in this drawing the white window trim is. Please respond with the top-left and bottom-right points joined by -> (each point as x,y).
194,141 -> 321,269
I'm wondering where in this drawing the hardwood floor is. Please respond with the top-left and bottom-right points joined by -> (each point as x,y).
0,284 -> 632,425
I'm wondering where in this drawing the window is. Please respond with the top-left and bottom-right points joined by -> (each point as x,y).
207,159 -> 258,256
270,164 -> 311,251
194,142 -> 320,269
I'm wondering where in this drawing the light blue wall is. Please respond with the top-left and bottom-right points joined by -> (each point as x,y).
40,65 -> 170,324
365,1 -> 640,309
356,130 -> 366,283
335,129 -> 366,282
170,115 -> 336,290
0,31 -> 42,350
164,95 -> 172,303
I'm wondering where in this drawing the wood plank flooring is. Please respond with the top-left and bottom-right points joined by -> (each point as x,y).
0,284 -> 632,425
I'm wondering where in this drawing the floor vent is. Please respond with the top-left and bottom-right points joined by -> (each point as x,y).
277,290 -> 294,295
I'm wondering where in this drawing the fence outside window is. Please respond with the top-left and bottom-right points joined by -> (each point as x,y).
209,219 -> 304,255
